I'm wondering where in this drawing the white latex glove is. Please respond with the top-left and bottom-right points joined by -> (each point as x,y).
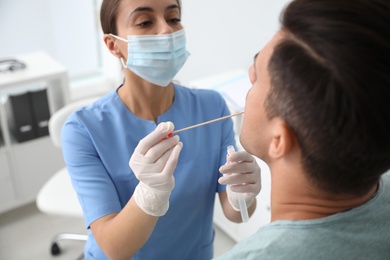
129,122 -> 183,216
218,151 -> 261,211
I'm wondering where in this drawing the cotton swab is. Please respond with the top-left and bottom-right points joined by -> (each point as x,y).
172,111 -> 244,134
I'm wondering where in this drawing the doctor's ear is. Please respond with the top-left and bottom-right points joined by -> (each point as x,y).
103,34 -> 124,59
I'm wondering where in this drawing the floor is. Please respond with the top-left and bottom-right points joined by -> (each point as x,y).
0,203 -> 236,260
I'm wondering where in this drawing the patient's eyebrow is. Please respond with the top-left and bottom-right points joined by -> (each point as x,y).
253,52 -> 260,69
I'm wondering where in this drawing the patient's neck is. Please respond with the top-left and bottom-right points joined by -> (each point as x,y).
269,163 -> 378,221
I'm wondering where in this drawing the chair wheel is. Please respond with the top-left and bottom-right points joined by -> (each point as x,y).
51,242 -> 61,255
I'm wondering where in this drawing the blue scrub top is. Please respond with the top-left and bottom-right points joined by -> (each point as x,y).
62,84 -> 236,260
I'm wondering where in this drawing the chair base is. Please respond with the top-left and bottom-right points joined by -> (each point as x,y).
50,233 -> 87,259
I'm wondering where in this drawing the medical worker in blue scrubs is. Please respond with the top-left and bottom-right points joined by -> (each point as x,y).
61,0 -> 262,259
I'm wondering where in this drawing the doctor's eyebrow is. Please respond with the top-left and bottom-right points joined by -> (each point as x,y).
130,4 -> 180,15
166,4 -> 180,11
130,7 -> 153,15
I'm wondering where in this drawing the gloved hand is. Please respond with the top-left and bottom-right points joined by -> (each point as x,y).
129,122 -> 183,216
218,151 -> 261,211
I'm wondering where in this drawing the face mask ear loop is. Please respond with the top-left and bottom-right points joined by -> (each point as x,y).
120,58 -> 127,69
109,33 -> 128,42
109,34 -> 129,69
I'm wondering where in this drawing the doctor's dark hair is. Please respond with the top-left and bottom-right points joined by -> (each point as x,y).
100,0 -> 182,35
265,0 -> 390,195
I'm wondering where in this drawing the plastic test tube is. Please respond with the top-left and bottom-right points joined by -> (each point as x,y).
227,145 -> 249,223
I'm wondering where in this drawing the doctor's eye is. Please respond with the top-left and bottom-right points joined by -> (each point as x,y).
137,20 -> 153,28
168,18 -> 181,24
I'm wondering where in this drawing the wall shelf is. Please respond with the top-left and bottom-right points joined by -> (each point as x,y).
0,52 -> 70,214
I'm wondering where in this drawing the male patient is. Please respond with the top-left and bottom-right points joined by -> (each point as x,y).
217,0 -> 390,259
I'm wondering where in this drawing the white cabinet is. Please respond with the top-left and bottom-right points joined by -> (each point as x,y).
0,148 -> 15,205
0,52 -> 70,214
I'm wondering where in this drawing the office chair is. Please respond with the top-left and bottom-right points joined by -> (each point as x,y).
36,97 -> 98,259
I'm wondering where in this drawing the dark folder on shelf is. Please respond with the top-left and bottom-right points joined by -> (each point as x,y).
8,88 -> 51,143
29,88 -> 51,137
9,92 -> 36,142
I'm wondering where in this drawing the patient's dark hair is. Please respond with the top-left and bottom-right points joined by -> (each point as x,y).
266,0 -> 390,195
100,0 -> 182,35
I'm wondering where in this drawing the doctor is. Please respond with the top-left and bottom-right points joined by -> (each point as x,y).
62,0 -> 261,259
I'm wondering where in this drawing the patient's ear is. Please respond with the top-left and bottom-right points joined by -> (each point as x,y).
268,118 -> 295,159
103,34 -> 123,58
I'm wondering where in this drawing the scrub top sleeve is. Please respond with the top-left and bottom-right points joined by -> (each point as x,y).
62,116 -> 122,227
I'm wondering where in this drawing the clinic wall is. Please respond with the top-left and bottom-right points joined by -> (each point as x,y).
0,0 -> 100,80
176,0 -> 291,85
0,0 -> 291,93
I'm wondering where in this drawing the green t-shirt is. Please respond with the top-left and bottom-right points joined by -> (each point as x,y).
216,172 -> 390,260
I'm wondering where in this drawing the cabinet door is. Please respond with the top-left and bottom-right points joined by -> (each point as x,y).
0,149 -> 15,205
10,137 -> 65,198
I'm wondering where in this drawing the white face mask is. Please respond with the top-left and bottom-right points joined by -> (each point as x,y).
110,29 -> 190,87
